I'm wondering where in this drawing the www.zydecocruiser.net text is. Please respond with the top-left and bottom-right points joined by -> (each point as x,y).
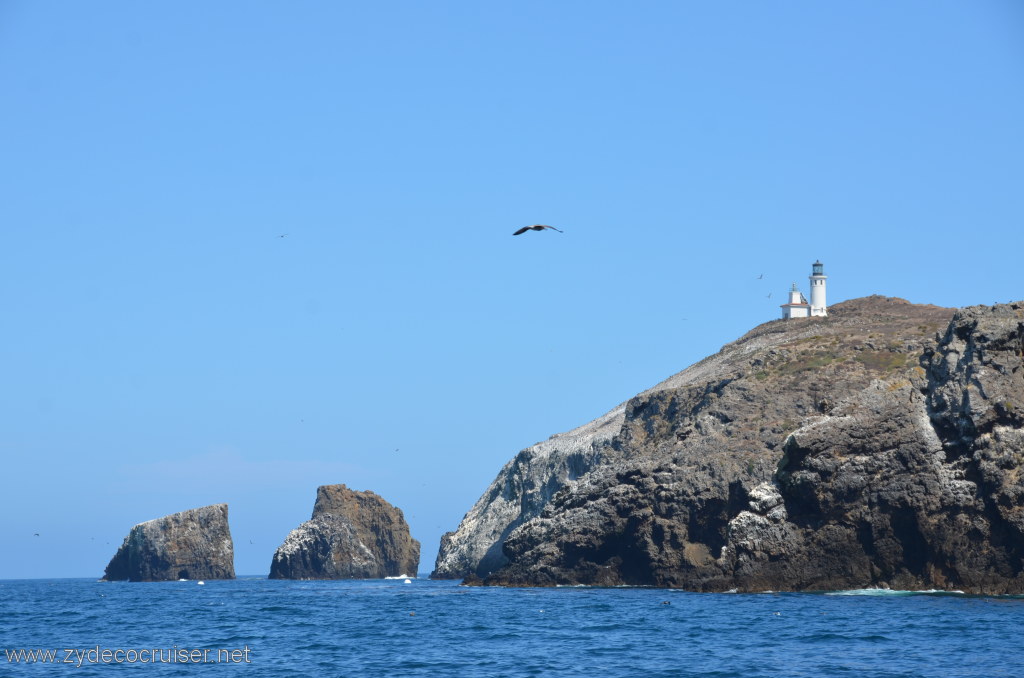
5,646 -> 253,667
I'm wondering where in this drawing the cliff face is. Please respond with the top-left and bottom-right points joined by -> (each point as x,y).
431,411 -> 620,579
270,484 -> 420,579
103,504 -> 235,582
437,297 -> 1024,593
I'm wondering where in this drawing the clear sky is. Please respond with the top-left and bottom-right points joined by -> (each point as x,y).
1,1 -> 1021,579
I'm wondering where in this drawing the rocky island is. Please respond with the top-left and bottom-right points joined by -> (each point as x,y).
433,297 -> 1024,593
270,484 -> 420,579
102,504 -> 235,582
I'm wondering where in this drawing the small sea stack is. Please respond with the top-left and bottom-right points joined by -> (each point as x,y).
102,504 -> 236,582
270,484 -> 420,579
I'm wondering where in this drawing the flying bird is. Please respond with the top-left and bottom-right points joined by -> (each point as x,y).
513,224 -> 563,236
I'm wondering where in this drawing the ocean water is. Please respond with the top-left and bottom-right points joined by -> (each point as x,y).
2,578 -> 1023,677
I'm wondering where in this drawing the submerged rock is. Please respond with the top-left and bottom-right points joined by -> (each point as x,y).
440,297 -> 1024,593
102,504 -> 235,582
269,484 -> 420,579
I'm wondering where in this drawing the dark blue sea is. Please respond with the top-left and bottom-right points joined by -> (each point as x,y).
3,577 -> 1023,677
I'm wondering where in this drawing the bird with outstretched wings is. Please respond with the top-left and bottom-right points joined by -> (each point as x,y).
513,224 -> 563,236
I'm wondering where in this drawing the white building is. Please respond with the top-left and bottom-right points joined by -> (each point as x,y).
781,260 -> 828,319
780,283 -> 810,318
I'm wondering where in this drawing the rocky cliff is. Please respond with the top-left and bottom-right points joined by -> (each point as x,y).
102,504 -> 235,582
269,484 -> 420,579
435,297 -> 1024,593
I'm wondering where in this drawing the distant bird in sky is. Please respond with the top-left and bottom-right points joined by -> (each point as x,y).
757,273 -> 764,279
33,533 -> 40,537
513,224 -> 563,236
767,293 -> 772,299
278,233 -> 288,238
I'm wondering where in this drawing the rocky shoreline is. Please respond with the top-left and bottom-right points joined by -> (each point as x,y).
436,297 -> 1024,593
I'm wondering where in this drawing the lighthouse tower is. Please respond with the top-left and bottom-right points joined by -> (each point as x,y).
809,260 -> 827,317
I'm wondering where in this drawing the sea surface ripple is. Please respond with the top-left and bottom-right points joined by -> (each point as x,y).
2,578 -> 1023,677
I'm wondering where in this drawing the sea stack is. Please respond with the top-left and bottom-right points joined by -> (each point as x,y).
103,504 -> 235,582
270,484 -> 420,579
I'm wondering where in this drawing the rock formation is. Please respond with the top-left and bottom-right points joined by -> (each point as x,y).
435,297 -> 1024,593
270,484 -> 420,579
102,504 -> 235,582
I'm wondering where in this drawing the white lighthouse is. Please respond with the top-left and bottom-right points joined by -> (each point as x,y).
809,260 -> 827,317
781,261 -> 828,320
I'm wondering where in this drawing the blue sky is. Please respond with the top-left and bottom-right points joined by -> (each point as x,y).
1,1 -> 1021,578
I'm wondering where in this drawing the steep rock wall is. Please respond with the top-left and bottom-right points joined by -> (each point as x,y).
103,504 -> 235,582
270,484 -> 419,579
478,300 -> 1024,592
